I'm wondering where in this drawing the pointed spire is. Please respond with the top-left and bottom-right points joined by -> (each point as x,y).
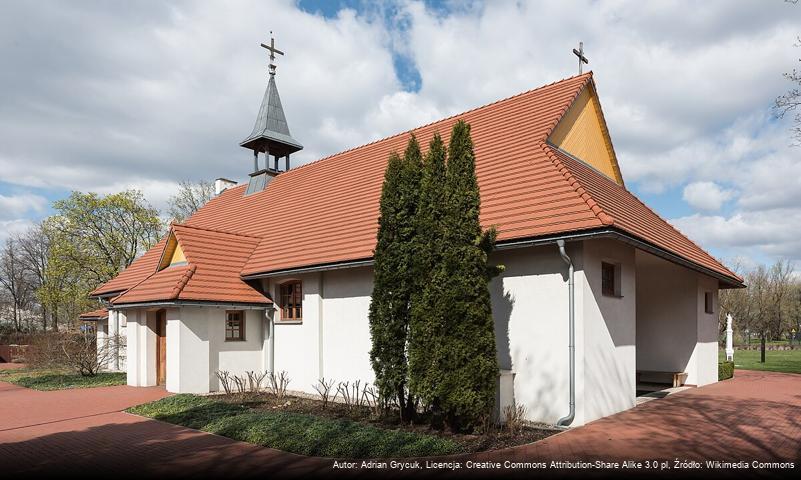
240,33 -> 303,161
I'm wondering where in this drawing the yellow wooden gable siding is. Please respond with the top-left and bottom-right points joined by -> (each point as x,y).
157,233 -> 187,270
548,85 -> 624,185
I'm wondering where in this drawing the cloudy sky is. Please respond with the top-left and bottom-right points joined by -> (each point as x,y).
1,0 -> 799,270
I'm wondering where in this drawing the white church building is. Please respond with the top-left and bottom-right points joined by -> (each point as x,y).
91,41 -> 742,427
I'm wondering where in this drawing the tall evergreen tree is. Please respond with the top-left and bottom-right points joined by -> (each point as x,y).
409,133 -> 448,414
368,135 -> 422,418
438,120 -> 502,431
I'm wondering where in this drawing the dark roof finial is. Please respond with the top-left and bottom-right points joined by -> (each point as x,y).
261,31 -> 284,77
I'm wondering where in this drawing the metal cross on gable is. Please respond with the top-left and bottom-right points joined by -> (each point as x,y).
573,41 -> 589,74
261,31 -> 284,74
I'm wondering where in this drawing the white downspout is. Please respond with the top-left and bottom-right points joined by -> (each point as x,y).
263,306 -> 275,374
556,239 -> 575,427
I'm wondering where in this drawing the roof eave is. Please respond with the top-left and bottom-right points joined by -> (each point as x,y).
240,229 -> 743,288
498,227 -> 743,288
110,299 -> 272,310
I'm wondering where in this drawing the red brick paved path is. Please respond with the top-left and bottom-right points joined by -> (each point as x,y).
0,370 -> 798,478
467,370 -> 800,462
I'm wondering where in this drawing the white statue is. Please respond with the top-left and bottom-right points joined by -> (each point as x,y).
725,313 -> 734,362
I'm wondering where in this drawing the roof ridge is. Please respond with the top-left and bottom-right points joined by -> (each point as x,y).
170,264 -> 197,299
111,267 -> 159,304
280,72 -> 594,177
173,222 -> 262,240
540,142 -> 614,226
542,74 -> 593,141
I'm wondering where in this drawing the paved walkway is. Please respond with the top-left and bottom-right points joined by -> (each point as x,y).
467,370 -> 801,463
0,370 -> 798,478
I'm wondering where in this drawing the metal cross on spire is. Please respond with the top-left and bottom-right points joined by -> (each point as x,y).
261,31 -> 284,76
573,41 -> 589,74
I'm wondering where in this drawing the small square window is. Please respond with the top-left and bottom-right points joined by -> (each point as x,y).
601,262 -> 621,297
704,292 -> 714,314
225,311 -> 245,341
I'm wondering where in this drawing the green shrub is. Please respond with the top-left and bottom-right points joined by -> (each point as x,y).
718,361 -> 734,381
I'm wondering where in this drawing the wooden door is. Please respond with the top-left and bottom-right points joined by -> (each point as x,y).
156,310 -> 166,385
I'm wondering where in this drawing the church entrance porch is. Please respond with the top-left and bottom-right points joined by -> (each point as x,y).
635,249 -> 719,389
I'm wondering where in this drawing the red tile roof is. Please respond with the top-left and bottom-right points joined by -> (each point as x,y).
79,308 -> 109,321
91,237 -> 168,297
189,73 -> 598,275
96,72 -> 741,302
111,224 -> 270,305
546,146 -> 740,282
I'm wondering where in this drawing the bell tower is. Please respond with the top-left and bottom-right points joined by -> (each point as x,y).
241,32 -> 303,194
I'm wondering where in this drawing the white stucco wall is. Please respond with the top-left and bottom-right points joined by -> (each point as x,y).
268,267 -> 375,395
489,244 -> 576,425
210,309 -> 265,390
491,239 -> 637,426
125,309 -> 157,387
95,318 -> 109,370
581,239 -> 637,423
695,274 -> 719,386
270,272 -> 322,393
635,250 -> 719,386
320,267 -> 375,385
98,309 -> 127,372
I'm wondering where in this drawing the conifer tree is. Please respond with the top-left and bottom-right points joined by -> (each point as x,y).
368,135 -> 422,417
438,120 -> 502,431
408,133 -> 448,413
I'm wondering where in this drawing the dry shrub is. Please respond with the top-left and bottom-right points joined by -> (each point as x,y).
23,331 -> 121,376
216,370 -> 233,395
337,380 -> 368,411
268,371 -> 290,400
247,370 -> 268,393
502,403 -> 527,435
313,377 -> 337,408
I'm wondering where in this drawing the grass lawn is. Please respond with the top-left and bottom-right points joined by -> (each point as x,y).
719,349 -> 801,374
129,394 -> 462,458
0,367 -> 126,390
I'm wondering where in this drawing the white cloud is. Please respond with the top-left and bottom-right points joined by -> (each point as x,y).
1,0 -> 801,266
0,219 -> 35,245
682,181 -> 735,212
671,209 -> 801,262
0,194 -> 47,220
92,179 -> 182,212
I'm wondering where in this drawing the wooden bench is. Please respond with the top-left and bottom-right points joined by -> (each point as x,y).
636,370 -> 688,388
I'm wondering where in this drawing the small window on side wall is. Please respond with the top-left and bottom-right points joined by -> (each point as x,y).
601,262 -> 621,297
280,281 -> 303,322
704,292 -> 714,314
225,311 -> 245,341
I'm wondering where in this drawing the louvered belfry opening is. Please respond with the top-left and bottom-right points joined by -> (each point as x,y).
241,34 -> 303,195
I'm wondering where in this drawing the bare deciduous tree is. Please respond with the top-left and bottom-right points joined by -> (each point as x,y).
16,223 -> 52,330
775,1 -> 801,141
168,180 -> 215,223
722,260 -> 796,363
0,239 -> 34,331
